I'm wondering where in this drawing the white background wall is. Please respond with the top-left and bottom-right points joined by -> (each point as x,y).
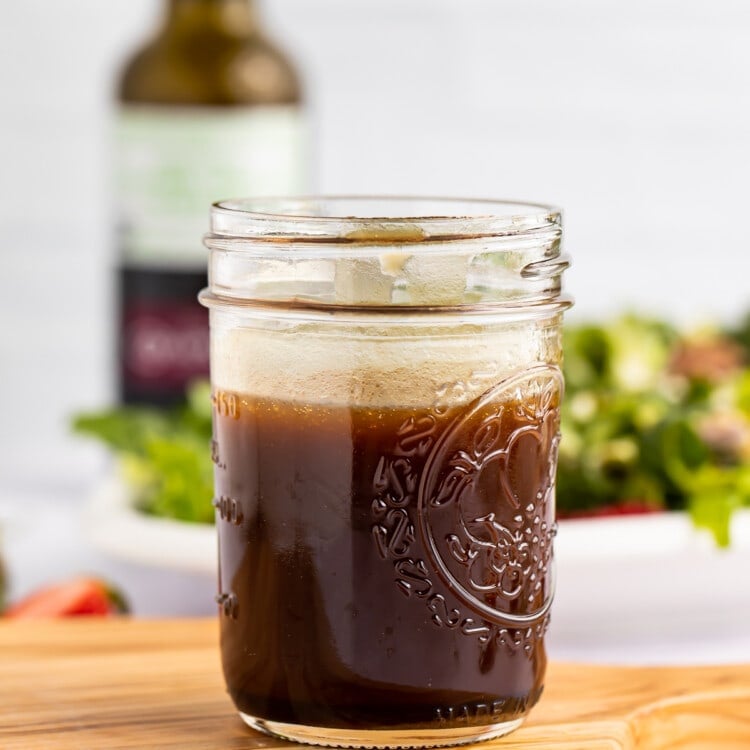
1,0 -> 750,487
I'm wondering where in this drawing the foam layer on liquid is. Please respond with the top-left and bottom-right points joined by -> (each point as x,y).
210,318 -> 561,409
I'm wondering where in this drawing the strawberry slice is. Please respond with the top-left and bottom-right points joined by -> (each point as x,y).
4,578 -> 128,618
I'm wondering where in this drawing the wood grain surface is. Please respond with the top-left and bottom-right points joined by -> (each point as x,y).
1,618 -> 748,749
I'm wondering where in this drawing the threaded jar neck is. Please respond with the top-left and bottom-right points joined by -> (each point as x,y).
203,196 -> 571,313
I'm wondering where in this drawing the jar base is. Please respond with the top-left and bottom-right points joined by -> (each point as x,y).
239,713 -> 525,749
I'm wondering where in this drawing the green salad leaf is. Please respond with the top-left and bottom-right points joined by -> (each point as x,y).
73,381 -> 214,524
559,314 -> 750,545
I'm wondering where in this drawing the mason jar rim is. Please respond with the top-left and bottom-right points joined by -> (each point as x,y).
208,196 -> 562,243
202,195 -> 571,315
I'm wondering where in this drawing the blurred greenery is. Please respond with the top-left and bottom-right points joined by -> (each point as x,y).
72,313 -> 750,546
559,313 -> 750,545
73,381 -> 214,525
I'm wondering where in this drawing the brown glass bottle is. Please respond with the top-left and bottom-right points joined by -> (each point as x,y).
115,0 -> 305,405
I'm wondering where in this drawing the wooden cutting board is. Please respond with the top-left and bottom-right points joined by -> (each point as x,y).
1,619 -> 748,749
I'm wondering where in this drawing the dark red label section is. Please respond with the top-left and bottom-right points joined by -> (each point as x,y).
118,266 -> 208,405
123,302 -> 208,383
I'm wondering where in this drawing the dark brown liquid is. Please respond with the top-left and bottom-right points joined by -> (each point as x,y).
213,375 -> 559,730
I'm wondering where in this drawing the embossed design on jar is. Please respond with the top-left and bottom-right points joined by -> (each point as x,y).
418,366 -> 561,627
446,516 -> 530,599
370,365 -> 561,652
370,415 -> 435,562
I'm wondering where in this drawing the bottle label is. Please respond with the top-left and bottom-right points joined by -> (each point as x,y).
115,105 -> 306,403
116,105 -> 307,266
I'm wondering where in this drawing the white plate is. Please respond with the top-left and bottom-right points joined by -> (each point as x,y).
551,510 -> 750,663
556,509 -> 750,560
85,476 -> 216,574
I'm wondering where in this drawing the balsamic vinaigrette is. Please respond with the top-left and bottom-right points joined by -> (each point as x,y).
212,371 -> 560,731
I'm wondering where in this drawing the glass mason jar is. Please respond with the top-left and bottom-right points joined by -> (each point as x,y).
201,197 -> 571,748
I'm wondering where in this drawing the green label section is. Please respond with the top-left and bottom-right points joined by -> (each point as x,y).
116,105 -> 307,266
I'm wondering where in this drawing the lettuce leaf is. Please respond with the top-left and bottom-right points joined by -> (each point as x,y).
73,381 -> 214,524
